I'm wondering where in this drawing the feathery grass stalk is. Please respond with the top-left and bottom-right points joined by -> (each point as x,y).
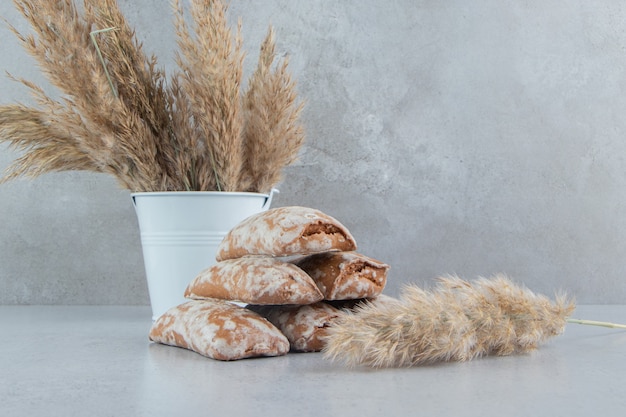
172,0 -> 244,192
241,26 -> 305,192
1,0 -> 305,192
323,274 -> 576,368
566,318 -> 626,329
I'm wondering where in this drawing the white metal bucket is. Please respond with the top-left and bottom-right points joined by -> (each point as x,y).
131,190 -> 276,320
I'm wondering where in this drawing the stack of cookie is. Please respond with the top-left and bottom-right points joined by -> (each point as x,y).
149,206 -> 390,360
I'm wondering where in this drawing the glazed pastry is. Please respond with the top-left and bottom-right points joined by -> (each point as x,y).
185,257 -> 323,305
149,300 -> 290,361
295,251 -> 389,300
216,206 -> 357,261
248,302 -> 342,352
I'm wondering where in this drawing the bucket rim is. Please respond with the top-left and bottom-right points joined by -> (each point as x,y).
130,190 -> 271,198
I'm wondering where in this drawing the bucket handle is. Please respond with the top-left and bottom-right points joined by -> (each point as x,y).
263,188 -> 279,210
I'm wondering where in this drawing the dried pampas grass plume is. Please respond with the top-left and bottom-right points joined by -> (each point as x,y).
1,0 -> 304,193
323,274 -> 575,368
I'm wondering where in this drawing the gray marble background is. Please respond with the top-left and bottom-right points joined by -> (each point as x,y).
2,0 -> 626,305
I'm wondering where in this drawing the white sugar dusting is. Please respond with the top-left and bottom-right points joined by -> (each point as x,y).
216,206 -> 356,259
149,300 -> 289,360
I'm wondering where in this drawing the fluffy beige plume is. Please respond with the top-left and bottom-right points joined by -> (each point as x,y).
5,0 -> 166,191
0,104 -> 99,181
323,274 -> 575,368
1,0 -> 305,192
84,0 -> 179,188
241,27 -> 305,193
173,0 -> 244,192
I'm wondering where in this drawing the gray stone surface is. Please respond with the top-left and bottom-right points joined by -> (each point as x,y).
1,305 -> 625,416
2,0 -> 626,304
